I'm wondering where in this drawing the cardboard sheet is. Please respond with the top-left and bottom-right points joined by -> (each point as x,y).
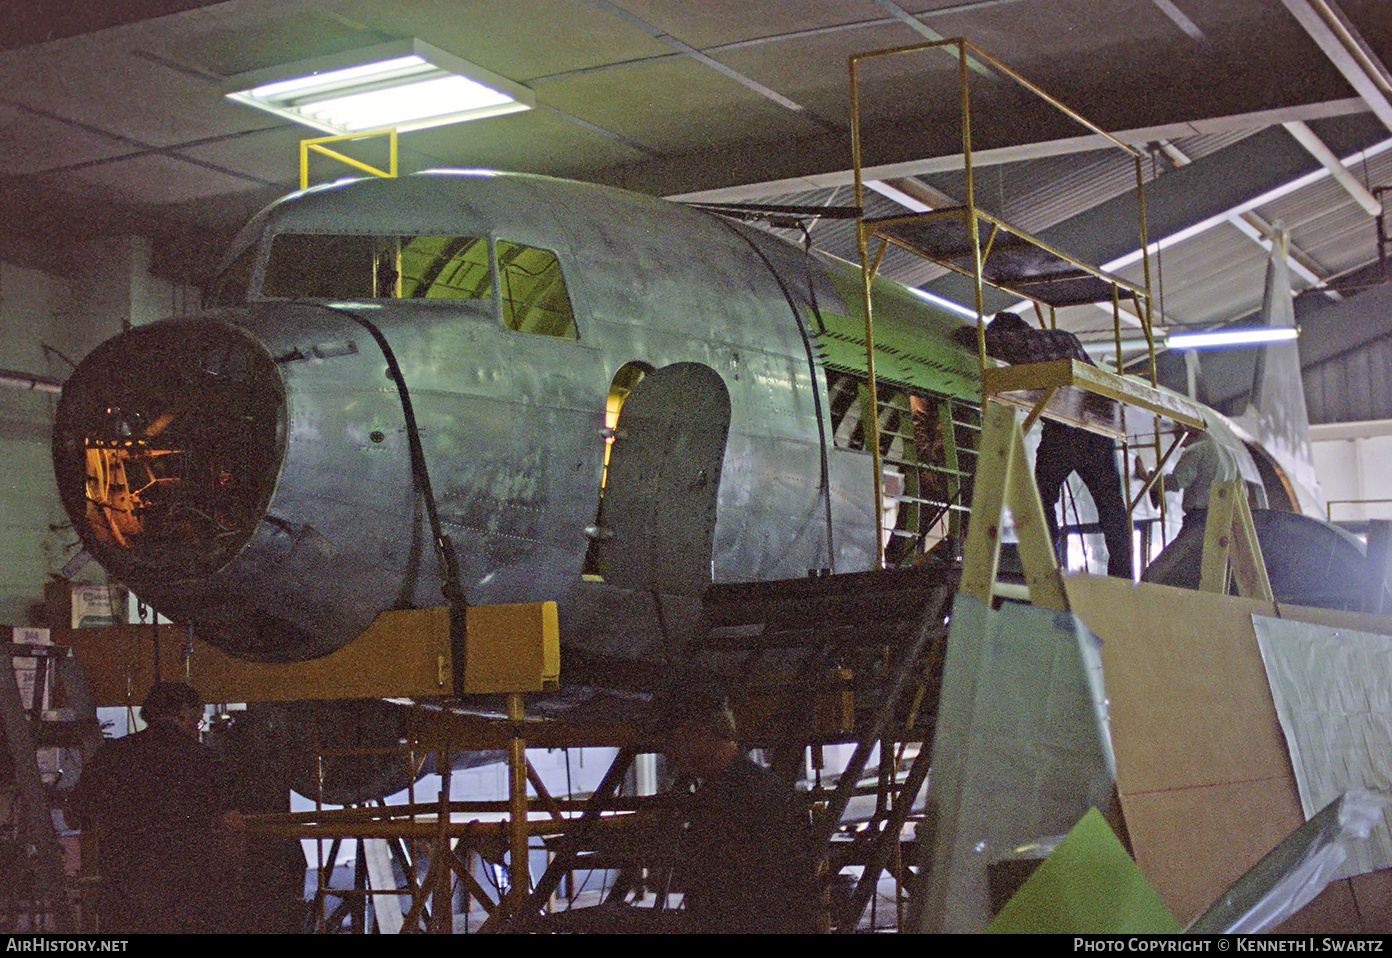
1064,573 -> 1392,925
1064,574 -> 1298,923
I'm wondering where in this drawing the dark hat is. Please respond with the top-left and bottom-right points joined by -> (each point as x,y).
989,310 -> 1032,331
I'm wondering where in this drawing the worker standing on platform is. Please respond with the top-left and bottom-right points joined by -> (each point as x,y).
665,693 -> 818,934
969,311 -> 1133,579
72,681 -> 246,934
1156,431 -> 1265,533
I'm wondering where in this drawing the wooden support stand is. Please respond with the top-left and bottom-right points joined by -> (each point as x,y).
56,601 -> 558,707
1198,479 -> 1274,601
960,403 -> 1069,610
59,600 -> 560,934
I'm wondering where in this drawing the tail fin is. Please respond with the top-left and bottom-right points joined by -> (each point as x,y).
1234,227 -> 1323,513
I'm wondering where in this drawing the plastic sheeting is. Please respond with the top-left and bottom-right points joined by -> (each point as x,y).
1188,789 -> 1392,933
1253,614 -> 1392,879
910,594 -> 1116,933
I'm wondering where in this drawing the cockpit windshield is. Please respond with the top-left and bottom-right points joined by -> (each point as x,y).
263,234 -> 492,301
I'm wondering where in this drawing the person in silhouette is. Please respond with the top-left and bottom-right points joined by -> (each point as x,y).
666,692 -> 818,934
73,682 -> 244,933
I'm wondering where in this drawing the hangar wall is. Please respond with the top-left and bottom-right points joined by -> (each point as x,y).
1311,420 -> 1392,525
0,237 -> 194,625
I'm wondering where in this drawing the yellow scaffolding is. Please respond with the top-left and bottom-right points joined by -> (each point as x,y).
847,38 -> 1205,566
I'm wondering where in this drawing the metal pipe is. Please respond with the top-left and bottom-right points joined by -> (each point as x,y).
0,369 -> 62,394
850,53 -> 888,568
506,691 -> 530,915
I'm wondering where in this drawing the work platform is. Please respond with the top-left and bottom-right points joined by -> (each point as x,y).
983,358 -> 1206,438
865,207 -> 1149,309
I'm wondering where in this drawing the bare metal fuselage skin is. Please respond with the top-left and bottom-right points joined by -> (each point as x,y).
54,171 -> 1327,668
54,172 -> 904,662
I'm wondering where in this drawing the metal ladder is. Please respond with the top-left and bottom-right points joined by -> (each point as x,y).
511,564 -> 957,932
828,369 -> 980,565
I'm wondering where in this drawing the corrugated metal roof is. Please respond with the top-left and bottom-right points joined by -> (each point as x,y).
735,122 -> 1392,396
1305,336 -> 1392,424
1257,148 -> 1392,283
1137,220 -> 1271,328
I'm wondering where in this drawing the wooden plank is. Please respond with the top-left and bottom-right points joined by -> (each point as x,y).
1005,416 -> 1068,611
985,359 -> 1206,436
959,403 -> 1017,605
363,838 -> 405,935
1067,361 -> 1205,428
1229,490 -> 1274,601
1199,480 -> 1240,595
1197,480 -> 1273,601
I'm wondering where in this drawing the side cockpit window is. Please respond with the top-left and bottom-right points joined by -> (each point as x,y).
497,241 -> 578,339
259,233 -> 577,338
206,244 -> 256,307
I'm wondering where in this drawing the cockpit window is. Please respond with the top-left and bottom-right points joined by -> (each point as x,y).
400,236 -> 491,299
497,241 -> 577,339
264,234 -> 374,299
258,233 -> 578,338
262,234 -> 492,301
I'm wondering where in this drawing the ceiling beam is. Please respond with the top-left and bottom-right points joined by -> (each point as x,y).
1148,0 -> 1206,43
0,0 -> 228,53
870,0 -> 993,76
864,176 -> 955,212
1158,137 -> 1341,301
1282,119 -> 1382,214
667,98 -> 1369,204
921,116 -> 1391,315
1278,0 -> 1392,132
585,0 -> 816,117
1225,212 -> 1339,298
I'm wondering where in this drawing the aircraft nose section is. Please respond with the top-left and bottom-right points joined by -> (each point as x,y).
53,319 -> 286,584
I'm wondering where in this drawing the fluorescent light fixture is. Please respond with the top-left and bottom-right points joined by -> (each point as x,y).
1166,326 -> 1299,350
226,39 -> 534,135
1081,332 -> 1169,361
907,286 -> 980,320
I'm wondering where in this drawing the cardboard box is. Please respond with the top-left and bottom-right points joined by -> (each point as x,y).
45,582 -> 128,629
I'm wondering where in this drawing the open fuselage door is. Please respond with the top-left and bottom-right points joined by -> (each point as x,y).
589,362 -> 730,595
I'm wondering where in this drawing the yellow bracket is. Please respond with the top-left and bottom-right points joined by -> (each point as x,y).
300,128 -> 399,190
1199,479 -> 1273,600
960,403 -> 1068,610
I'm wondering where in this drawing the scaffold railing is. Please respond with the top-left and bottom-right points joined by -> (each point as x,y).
847,37 -> 1205,566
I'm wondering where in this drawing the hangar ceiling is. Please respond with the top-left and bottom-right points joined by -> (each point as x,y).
2,0 -> 1391,366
